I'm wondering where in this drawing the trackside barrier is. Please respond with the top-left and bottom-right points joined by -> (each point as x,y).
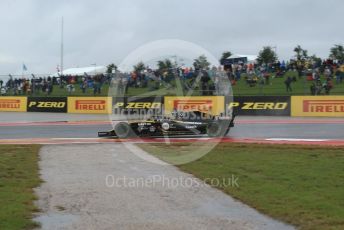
67,97 -> 112,114
27,97 -> 67,113
0,96 -> 27,112
113,97 -> 164,116
291,96 -> 344,117
2,96 -> 343,117
164,96 -> 225,116
227,96 -> 291,116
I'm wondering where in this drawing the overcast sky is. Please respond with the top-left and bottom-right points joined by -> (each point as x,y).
0,0 -> 343,75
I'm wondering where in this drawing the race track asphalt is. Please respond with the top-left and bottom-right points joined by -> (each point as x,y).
0,112 -> 343,140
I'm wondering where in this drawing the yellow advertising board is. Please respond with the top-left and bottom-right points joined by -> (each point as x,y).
67,97 -> 112,114
291,96 -> 344,117
0,97 -> 27,112
164,96 -> 225,116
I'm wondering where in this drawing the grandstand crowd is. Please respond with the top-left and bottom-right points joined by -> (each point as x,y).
1,58 -> 343,96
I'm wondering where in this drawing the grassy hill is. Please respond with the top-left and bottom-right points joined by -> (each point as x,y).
3,71 -> 344,97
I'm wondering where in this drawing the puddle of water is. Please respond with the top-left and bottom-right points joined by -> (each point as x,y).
34,213 -> 78,229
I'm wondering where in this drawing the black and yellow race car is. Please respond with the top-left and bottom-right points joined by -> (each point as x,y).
98,111 -> 235,138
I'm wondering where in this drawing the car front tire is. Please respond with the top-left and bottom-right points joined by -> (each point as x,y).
114,122 -> 133,138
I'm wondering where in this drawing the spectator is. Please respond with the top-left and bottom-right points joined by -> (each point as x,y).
200,70 -> 210,96
66,84 -> 75,95
81,79 -> 87,94
324,78 -> 333,95
0,86 -> 6,95
312,69 -> 320,81
214,69 -> 220,95
335,68 -> 342,84
324,67 -> 332,79
284,76 -> 293,92
310,80 -> 323,95
93,75 -> 101,95
264,71 -> 270,85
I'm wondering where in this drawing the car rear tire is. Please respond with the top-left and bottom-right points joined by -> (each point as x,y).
114,122 -> 133,138
207,122 -> 224,137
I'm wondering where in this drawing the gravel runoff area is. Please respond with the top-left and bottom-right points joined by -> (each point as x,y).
34,143 -> 294,230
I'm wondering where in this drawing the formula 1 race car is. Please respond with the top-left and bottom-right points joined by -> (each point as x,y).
98,111 -> 235,138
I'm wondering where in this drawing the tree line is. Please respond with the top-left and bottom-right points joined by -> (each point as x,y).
106,44 -> 344,73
